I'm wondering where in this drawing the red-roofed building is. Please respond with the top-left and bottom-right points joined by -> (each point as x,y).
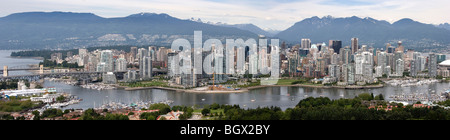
157,111 -> 184,120
413,104 -> 431,109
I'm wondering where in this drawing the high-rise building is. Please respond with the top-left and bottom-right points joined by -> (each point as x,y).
298,48 -> 309,57
157,47 -> 168,62
288,54 -> 299,76
140,56 -> 152,80
351,38 -> 358,54
410,60 -> 417,77
130,47 -> 138,59
331,53 -> 339,65
167,52 -> 177,77
115,58 -> 127,72
396,41 -> 404,53
78,48 -> 88,66
341,64 -> 348,82
420,56 -> 426,71
375,66 -> 383,78
355,53 -> 363,75
396,59 -> 404,76
138,48 -> 148,77
360,45 -> 367,52
429,53 -> 437,77
301,39 -> 311,49
149,46 -> 156,61
98,50 -> 113,72
328,64 -> 340,79
377,52 -> 387,68
387,46 -> 396,54
411,52 -> 421,77
393,51 -> 403,71
342,47 -> 352,64
386,43 -> 391,52
347,64 -> 355,85
330,40 -> 342,54
86,54 -> 98,72
259,47 -> 270,74
437,54 -> 447,63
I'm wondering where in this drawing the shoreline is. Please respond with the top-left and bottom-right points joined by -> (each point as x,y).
120,83 -> 384,93
248,84 -> 384,90
122,86 -> 250,93
9,56 -> 45,60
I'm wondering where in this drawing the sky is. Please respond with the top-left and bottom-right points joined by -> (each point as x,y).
0,0 -> 449,31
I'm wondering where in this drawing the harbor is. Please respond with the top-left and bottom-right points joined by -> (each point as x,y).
389,93 -> 447,103
388,88 -> 450,104
80,83 -> 116,90
384,79 -> 440,87
94,100 -> 174,110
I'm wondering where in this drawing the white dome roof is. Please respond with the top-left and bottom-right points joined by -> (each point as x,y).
440,60 -> 450,66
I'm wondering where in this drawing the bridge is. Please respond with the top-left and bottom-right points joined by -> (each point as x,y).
0,65 -> 49,77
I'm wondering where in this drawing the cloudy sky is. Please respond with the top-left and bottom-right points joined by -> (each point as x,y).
0,0 -> 449,30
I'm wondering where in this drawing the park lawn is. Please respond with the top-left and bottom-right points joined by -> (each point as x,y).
121,80 -> 168,87
0,100 -> 42,112
193,109 -> 202,113
211,109 -> 224,114
276,79 -> 300,85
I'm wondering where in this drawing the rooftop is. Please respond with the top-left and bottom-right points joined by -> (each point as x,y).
440,60 -> 450,66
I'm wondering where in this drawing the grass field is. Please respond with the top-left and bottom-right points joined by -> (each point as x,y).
276,79 -> 300,85
120,80 -> 168,88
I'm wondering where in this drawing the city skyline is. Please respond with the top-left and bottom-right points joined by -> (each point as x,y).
1,0 -> 450,30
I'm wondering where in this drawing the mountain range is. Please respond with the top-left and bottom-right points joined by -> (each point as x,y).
276,16 -> 450,49
0,12 -> 257,50
438,23 -> 450,31
209,22 -> 279,37
0,12 -> 449,50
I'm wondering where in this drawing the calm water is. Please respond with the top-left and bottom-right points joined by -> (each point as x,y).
0,50 -> 42,76
1,50 -> 449,110
41,81 -> 448,110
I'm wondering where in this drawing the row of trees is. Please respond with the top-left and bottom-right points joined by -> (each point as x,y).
79,108 -> 129,120
39,59 -> 82,69
216,95 -> 450,120
0,81 -> 18,90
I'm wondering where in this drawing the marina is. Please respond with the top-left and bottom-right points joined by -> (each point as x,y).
95,100 -> 174,110
389,93 -> 447,103
385,79 -> 440,87
80,83 -> 116,90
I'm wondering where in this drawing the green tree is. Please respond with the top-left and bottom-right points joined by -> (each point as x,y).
375,94 -> 384,100
32,110 -> 41,120
201,108 -> 211,116
56,95 -> 66,102
211,103 -> 220,110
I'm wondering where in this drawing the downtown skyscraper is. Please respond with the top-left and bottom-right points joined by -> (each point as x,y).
351,38 -> 358,54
